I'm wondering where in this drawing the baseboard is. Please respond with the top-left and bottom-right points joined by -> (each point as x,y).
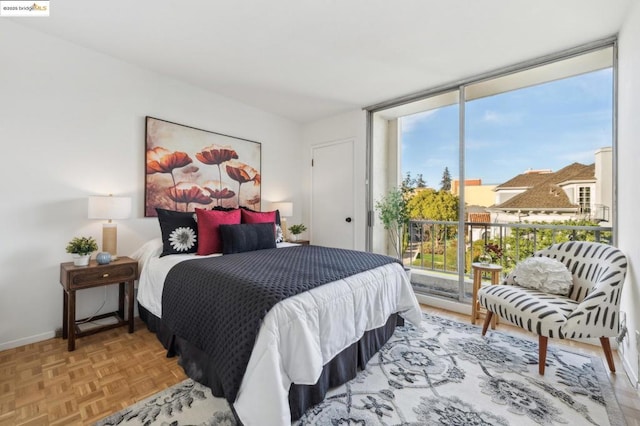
619,350 -> 639,389
0,330 -> 56,351
0,310 -> 142,352
416,293 -> 471,316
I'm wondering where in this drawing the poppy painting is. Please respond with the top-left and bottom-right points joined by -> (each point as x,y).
145,116 -> 261,217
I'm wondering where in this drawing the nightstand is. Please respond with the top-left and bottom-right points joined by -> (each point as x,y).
59,256 -> 138,351
295,240 -> 310,245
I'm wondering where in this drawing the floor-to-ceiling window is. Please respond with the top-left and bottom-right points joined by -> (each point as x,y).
368,42 -> 615,303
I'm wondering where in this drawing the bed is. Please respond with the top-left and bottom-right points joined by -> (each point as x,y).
132,238 -> 422,426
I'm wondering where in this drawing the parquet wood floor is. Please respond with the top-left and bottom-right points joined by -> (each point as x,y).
1,307 -> 638,425
0,318 -> 186,425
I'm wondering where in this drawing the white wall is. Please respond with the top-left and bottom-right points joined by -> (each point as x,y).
370,114 -> 392,255
0,21 -> 302,350
302,110 -> 367,250
617,1 -> 640,387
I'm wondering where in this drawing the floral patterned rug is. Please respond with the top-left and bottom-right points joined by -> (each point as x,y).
96,313 -> 625,426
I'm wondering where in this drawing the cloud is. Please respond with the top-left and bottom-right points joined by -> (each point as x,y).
465,137 -> 504,151
562,109 -> 611,122
400,110 -> 438,132
557,150 -> 597,164
552,126 -> 612,161
481,110 -> 524,125
565,68 -> 613,99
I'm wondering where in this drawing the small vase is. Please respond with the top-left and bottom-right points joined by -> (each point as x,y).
289,234 -> 298,242
478,252 -> 492,265
72,254 -> 91,267
96,252 -> 112,265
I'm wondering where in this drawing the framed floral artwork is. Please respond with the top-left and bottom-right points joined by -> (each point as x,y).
145,116 -> 261,217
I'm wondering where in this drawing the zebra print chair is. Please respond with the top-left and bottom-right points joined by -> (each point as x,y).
478,241 -> 627,375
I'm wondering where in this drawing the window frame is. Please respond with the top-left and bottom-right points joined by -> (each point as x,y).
366,38 -> 618,305
366,37 -> 618,253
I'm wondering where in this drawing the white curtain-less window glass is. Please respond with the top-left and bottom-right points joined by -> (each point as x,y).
463,66 -> 613,302
381,46 -> 615,301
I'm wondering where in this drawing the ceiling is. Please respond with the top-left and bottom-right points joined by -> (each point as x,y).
14,0 -> 634,123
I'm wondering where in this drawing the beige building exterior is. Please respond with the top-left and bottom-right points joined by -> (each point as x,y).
451,179 -> 497,208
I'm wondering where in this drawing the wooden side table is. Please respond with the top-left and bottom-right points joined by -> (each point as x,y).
59,256 -> 138,351
471,262 -> 502,329
295,240 -> 310,245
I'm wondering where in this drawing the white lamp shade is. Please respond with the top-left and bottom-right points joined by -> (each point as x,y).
88,196 -> 132,220
271,201 -> 293,217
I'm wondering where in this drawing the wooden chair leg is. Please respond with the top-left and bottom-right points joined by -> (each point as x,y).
538,336 -> 548,375
600,337 -> 616,373
481,311 -> 493,336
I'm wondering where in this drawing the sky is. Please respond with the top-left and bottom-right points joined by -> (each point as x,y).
400,68 -> 613,187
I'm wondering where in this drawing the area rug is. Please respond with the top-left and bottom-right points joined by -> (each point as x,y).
96,313 -> 625,426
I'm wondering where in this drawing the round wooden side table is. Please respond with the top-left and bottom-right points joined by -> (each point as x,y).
471,262 -> 503,329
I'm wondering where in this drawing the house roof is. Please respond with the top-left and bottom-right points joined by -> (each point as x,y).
495,171 -> 552,189
493,163 -> 595,211
468,212 -> 491,223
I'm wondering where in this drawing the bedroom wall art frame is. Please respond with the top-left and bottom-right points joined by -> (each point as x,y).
145,116 -> 262,217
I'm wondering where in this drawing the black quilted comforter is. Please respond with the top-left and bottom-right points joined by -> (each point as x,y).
161,245 -> 399,405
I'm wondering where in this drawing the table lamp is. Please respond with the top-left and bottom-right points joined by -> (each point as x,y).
88,195 -> 132,260
270,201 -> 293,241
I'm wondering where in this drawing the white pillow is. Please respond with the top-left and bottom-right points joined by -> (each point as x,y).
512,256 -> 573,296
275,224 -> 284,243
130,238 -> 163,273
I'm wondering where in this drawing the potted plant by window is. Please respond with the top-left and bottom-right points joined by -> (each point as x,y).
288,224 -> 307,242
375,187 -> 411,279
375,187 -> 408,260
66,236 -> 98,266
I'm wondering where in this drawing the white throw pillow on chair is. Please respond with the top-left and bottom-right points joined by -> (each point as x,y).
512,256 -> 573,296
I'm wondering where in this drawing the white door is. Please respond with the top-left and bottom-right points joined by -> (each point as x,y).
311,139 -> 355,249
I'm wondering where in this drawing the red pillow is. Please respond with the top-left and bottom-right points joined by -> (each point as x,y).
196,208 -> 241,255
241,209 -> 276,225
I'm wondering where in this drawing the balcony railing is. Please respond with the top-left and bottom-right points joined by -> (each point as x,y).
406,219 -> 613,299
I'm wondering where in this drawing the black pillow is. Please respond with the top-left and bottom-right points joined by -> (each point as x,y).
219,223 -> 277,254
211,206 -> 237,212
156,208 -> 198,257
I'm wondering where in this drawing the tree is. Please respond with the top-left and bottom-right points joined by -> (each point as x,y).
440,167 -> 452,191
407,188 -> 458,221
402,171 -> 427,194
407,188 -> 459,250
402,172 -> 416,194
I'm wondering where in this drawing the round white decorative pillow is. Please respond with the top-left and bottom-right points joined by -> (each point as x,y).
512,256 -> 573,296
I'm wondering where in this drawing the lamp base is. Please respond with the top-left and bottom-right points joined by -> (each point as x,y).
102,223 -> 118,260
281,218 -> 289,242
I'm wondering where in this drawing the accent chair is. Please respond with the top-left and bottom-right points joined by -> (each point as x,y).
478,241 -> 627,375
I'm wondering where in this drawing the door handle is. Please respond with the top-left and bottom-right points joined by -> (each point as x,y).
345,217 -> 352,223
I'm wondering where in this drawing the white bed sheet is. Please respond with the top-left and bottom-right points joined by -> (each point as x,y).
133,241 -> 422,426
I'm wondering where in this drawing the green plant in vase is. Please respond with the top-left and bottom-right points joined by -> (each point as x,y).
288,224 -> 307,242
375,187 -> 408,261
478,243 -> 503,265
66,236 -> 98,266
